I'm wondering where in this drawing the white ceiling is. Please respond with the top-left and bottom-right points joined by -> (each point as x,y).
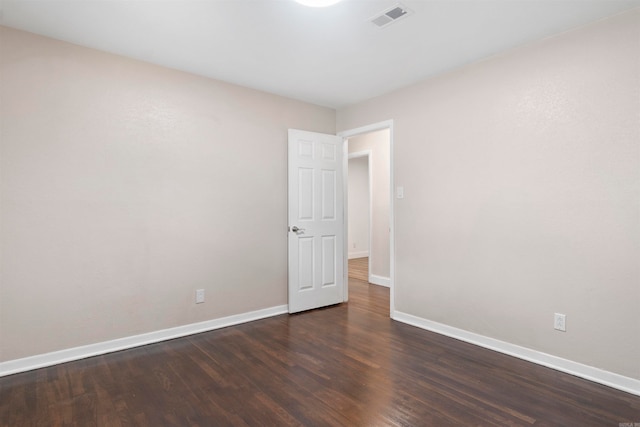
1,0 -> 639,108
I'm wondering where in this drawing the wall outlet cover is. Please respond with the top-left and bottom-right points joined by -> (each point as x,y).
554,313 -> 566,332
196,289 -> 205,304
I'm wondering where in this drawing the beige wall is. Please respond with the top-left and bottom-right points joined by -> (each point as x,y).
338,10 -> 640,379
347,156 -> 369,258
348,130 -> 391,279
2,9 -> 639,382
0,26 -> 335,361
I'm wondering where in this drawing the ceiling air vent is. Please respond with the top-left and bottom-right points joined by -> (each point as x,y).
370,4 -> 412,29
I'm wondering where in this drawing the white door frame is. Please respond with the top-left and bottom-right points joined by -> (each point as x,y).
338,120 -> 395,318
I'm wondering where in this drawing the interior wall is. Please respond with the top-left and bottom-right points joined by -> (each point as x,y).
0,26 -> 335,362
348,156 -> 369,259
337,10 -> 640,380
348,130 -> 390,279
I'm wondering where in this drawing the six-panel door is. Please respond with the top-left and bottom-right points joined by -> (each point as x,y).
288,129 -> 344,313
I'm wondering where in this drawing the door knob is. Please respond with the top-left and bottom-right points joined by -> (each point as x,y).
291,226 -> 305,234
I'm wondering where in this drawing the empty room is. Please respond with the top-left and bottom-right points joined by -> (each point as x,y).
1,0 -> 639,425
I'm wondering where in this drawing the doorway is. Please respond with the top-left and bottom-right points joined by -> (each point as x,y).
347,151 -> 371,261
340,121 -> 394,318
347,152 -> 371,284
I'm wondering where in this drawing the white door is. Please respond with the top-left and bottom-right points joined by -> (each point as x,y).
288,129 -> 344,313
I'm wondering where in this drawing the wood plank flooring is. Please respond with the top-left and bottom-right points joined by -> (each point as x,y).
348,257 -> 369,282
2,273 -> 639,426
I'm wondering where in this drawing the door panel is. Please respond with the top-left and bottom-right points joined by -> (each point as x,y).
288,129 -> 344,313
298,237 -> 314,290
298,168 -> 314,220
321,170 -> 336,220
321,236 -> 336,287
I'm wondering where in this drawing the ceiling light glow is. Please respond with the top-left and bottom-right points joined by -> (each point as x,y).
294,0 -> 343,7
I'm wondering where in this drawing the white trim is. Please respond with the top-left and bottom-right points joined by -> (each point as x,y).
341,135 -> 349,302
393,311 -> 640,397
0,305 -> 288,377
348,251 -> 369,259
369,274 -> 390,287
339,120 -> 394,139
339,119 -> 395,318
348,150 -> 370,159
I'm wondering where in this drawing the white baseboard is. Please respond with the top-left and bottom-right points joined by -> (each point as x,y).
369,274 -> 390,287
348,251 -> 369,260
0,304 -> 288,377
393,311 -> 640,397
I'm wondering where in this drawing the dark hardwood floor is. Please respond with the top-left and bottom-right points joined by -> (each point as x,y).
2,273 -> 639,426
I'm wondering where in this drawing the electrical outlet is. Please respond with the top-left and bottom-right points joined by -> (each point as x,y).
554,313 -> 566,332
195,289 -> 205,304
